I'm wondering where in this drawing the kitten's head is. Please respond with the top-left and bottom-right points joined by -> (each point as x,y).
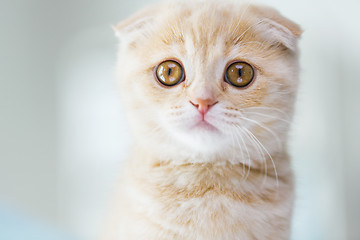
114,0 -> 301,165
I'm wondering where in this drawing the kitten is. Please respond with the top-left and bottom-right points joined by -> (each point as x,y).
103,0 -> 301,239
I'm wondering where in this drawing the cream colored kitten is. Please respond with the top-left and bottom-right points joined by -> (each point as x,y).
103,0 -> 301,239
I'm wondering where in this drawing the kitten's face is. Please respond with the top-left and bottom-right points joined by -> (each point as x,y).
115,1 -> 301,164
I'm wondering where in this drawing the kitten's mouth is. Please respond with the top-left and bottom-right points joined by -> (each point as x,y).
193,120 -> 218,132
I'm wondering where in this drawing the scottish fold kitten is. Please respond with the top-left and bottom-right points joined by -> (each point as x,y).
103,0 -> 301,239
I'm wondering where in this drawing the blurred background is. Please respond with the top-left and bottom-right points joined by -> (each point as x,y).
0,0 -> 359,239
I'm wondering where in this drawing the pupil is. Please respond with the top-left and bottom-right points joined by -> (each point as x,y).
238,68 -> 243,77
167,68 -> 172,76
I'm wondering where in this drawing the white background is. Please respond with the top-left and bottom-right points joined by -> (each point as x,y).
0,0 -> 359,239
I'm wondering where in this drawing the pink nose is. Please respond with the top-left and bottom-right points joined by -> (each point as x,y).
190,98 -> 218,118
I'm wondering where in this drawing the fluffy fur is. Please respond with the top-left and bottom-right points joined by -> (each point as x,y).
103,0 -> 301,239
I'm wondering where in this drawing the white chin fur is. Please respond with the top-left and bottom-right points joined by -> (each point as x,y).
156,120 -> 231,163
172,125 -> 226,154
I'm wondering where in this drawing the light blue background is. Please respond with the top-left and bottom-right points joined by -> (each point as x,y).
0,205 -> 77,240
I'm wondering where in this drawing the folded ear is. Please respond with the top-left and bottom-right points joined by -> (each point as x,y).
250,5 -> 302,52
112,5 -> 158,47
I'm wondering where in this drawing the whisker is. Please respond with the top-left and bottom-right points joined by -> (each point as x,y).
231,125 -> 251,180
237,125 -> 268,188
228,124 -> 246,175
226,124 -> 237,165
237,115 -> 283,151
240,110 -> 291,124
242,106 -> 290,118
242,127 -> 279,190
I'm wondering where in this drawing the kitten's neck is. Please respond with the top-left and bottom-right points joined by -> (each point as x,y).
126,147 -> 293,204
129,146 -> 290,182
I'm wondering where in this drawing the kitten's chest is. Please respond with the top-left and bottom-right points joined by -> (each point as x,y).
125,185 -> 253,239
122,172 -> 281,238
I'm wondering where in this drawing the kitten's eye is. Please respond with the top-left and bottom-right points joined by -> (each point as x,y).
225,62 -> 254,88
155,60 -> 184,87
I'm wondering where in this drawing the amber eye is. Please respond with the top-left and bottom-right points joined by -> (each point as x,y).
155,60 -> 184,87
225,61 -> 254,88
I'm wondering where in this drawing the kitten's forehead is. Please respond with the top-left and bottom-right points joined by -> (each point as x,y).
182,34 -> 227,82
158,2 -> 257,52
